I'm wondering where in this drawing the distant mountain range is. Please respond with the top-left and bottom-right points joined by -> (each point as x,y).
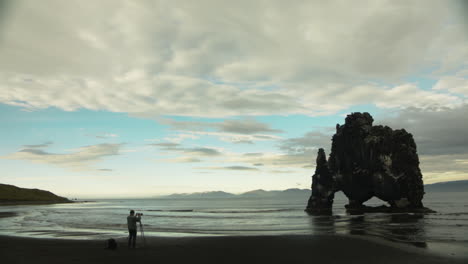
2,180 -> 464,203
160,191 -> 236,199
0,183 -> 71,205
424,180 -> 468,192
156,188 -> 311,199
156,180 -> 468,199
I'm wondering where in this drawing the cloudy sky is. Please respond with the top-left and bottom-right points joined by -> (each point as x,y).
0,0 -> 467,198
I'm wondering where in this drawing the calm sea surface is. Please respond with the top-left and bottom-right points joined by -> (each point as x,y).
0,191 -> 467,256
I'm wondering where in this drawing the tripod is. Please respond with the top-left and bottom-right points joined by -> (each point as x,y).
139,221 -> 146,248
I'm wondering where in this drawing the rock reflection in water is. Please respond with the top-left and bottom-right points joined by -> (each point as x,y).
309,214 -> 336,235
348,215 -> 366,235
309,212 -> 427,248
347,213 -> 427,248
388,213 -> 427,248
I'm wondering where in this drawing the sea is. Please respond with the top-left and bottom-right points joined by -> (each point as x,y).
0,191 -> 467,257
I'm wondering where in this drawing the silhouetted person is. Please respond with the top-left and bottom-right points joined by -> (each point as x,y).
127,210 -> 141,248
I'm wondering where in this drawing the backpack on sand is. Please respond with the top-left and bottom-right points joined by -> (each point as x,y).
105,238 -> 118,250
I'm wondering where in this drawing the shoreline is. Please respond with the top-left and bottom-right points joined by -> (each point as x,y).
1,234 -> 466,264
0,200 -> 73,206
0,200 -> 96,206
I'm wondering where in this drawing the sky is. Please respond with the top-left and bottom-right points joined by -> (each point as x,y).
0,0 -> 467,198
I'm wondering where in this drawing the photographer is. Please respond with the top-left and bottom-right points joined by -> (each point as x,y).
127,210 -> 142,248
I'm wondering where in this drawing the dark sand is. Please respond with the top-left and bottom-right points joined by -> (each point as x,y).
0,212 -> 17,218
1,235 -> 465,264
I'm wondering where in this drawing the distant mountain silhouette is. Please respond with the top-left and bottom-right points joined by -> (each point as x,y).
156,188 -> 310,199
425,180 -> 468,192
161,191 -> 236,199
241,188 -> 310,198
155,181 -> 468,199
241,189 -> 273,197
0,183 -> 71,205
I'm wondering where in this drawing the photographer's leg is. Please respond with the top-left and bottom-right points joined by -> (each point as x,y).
128,230 -> 132,248
128,229 -> 136,248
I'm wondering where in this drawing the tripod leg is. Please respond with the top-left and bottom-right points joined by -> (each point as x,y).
139,222 -> 146,248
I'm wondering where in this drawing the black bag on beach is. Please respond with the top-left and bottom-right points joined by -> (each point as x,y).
106,238 -> 118,250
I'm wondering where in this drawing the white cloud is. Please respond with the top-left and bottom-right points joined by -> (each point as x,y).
0,0 -> 466,117
157,118 -> 284,144
1,143 -> 122,170
151,138 -> 314,170
420,153 -> 468,184
150,143 -> 223,157
164,156 -> 202,163
22,141 -> 53,149
217,118 -> 283,134
94,133 -> 119,139
374,84 -> 462,109
184,131 -> 283,145
423,171 -> 468,184
163,133 -> 200,144
420,154 -> 468,174
433,75 -> 468,97
287,82 -> 463,116
159,117 -> 283,134
280,131 -> 333,154
228,150 -> 315,169
197,166 -> 259,171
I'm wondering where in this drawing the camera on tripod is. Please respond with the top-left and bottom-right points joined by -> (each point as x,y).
136,213 -> 143,216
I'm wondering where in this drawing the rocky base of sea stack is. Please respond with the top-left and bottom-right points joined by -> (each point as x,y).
343,204 -> 436,215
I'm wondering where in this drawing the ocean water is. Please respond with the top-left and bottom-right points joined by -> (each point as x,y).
0,191 -> 467,256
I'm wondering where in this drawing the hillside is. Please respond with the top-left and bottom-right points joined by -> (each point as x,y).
0,183 -> 71,205
425,180 -> 468,192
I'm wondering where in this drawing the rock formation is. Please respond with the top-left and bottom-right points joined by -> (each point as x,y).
306,149 -> 334,213
306,112 -> 430,214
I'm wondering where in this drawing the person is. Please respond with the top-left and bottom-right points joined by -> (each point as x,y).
127,210 -> 141,248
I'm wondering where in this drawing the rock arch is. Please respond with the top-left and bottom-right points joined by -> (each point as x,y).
306,112 -> 429,214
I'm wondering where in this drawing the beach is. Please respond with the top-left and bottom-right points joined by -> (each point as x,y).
1,234 -> 465,264
1,193 -> 468,263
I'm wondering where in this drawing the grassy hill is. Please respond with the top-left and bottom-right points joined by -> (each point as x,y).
0,183 -> 71,205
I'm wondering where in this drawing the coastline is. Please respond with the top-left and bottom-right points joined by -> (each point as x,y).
0,200 -> 72,206
1,234 -> 465,264
0,200 -> 95,206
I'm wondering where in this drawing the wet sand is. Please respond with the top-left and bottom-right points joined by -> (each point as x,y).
1,235 -> 465,264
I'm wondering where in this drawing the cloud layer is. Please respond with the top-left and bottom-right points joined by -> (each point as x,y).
381,105 -> 468,156
159,117 -> 283,144
1,143 -> 122,170
0,0 -> 466,118
1,1 -> 467,188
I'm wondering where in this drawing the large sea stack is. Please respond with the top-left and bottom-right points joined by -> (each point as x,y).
306,112 -> 429,214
